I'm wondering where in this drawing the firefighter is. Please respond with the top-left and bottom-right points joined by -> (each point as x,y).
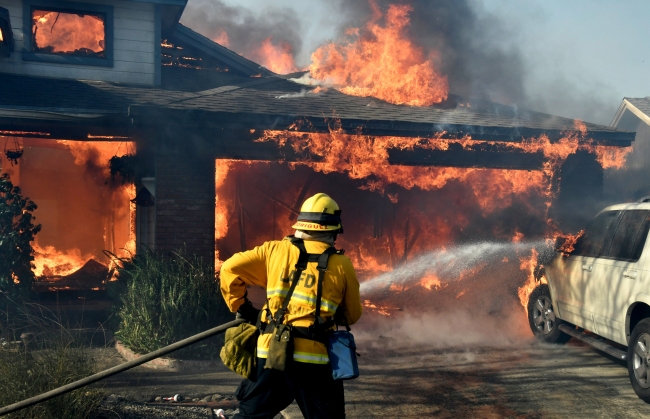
220,193 -> 362,419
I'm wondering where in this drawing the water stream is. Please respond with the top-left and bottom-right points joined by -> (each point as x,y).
360,240 -> 548,295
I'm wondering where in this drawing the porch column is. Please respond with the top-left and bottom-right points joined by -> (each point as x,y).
154,140 -> 216,262
552,151 -> 604,231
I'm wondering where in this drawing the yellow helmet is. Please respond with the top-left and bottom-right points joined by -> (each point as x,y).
292,193 -> 343,233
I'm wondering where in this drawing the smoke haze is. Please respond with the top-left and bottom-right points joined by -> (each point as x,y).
181,0 -> 636,125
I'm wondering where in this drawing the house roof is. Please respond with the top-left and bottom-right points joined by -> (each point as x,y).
611,97 -> 650,132
0,65 -> 633,145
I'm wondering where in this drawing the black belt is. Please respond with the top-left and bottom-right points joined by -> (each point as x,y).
261,322 -> 329,344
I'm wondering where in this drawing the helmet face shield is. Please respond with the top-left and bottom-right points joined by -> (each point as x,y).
291,194 -> 343,233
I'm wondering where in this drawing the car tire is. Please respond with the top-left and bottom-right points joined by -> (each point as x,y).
527,284 -> 571,344
627,318 -> 650,402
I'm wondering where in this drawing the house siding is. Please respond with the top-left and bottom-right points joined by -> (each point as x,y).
0,0 -> 156,85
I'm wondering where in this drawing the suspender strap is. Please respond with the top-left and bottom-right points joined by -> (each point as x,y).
272,238 -> 309,326
314,247 -> 337,320
269,236 -> 340,336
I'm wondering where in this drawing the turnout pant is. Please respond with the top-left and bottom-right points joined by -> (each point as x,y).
232,357 -> 345,419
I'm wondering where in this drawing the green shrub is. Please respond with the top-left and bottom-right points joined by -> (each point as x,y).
0,307 -> 102,419
109,249 -> 231,356
0,173 -> 41,301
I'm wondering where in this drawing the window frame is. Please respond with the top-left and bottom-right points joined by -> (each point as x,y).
572,210 -> 622,258
22,0 -> 114,67
600,210 -> 650,263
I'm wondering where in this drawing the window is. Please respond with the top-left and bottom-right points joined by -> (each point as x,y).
0,6 -> 13,57
22,1 -> 113,67
572,210 -> 621,257
32,10 -> 106,57
603,211 -> 649,261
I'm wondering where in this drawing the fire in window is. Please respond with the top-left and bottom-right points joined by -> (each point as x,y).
31,9 -> 105,57
0,6 -> 13,57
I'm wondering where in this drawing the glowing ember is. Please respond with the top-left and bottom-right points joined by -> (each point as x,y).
32,10 -> 105,57
309,1 -> 448,106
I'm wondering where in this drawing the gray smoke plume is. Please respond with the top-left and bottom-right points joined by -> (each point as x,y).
180,0 -> 302,64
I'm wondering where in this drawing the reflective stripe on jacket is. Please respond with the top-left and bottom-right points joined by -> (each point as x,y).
220,237 -> 362,364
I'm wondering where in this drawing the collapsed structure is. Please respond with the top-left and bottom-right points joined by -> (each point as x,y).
0,0 -> 636,292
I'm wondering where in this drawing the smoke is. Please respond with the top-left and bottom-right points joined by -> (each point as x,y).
356,241 -> 546,348
333,0 -> 526,106
180,0 -> 302,68
182,0 -> 623,125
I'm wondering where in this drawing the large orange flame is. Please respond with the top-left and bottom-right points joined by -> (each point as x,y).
32,10 -> 105,56
309,2 -> 448,106
256,37 -> 299,74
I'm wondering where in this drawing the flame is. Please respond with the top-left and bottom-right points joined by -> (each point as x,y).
362,299 -> 394,316
309,1 -> 448,106
420,274 -> 443,291
215,159 -> 236,270
28,140 -> 135,279
0,28 -> 4,42
32,10 -> 105,56
516,248 -> 539,310
554,230 -> 584,255
213,29 -> 230,47
32,239 -> 91,278
260,127 -> 553,213
256,37 -> 299,74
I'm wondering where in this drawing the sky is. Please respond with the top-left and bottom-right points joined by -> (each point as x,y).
182,0 -> 649,125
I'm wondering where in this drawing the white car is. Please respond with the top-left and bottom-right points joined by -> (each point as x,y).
528,199 -> 650,402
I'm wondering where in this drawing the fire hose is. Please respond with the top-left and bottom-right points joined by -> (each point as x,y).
0,318 -> 245,416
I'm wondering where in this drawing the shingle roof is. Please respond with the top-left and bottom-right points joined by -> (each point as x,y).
0,66 -> 634,144
626,97 -> 650,117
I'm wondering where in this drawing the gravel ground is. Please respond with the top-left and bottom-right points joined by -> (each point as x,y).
90,336 -> 650,418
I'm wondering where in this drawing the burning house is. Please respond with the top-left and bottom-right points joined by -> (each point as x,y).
0,0 -> 637,317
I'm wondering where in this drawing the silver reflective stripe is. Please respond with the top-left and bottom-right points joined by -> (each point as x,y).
293,351 -> 329,364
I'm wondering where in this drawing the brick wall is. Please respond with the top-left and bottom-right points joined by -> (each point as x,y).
154,145 -> 215,262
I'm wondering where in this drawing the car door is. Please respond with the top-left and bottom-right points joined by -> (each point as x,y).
587,210 -> 650,344
553,210 -> 621,329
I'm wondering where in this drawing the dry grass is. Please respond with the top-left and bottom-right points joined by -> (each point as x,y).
0,302 -> 103,419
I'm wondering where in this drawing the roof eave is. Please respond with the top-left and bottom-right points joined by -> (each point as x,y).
128,105 -> 635,146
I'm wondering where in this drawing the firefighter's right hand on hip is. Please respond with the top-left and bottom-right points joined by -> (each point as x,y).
237,299 -> 260,324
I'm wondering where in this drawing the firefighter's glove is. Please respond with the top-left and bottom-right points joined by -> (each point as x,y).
237,300 -> 260,324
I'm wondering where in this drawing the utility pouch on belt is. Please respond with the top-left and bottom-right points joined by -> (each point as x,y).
265,323 -> 293,371
220,322 -> 259,380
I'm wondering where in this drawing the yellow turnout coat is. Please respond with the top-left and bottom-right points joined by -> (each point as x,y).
220,237 -> 362,365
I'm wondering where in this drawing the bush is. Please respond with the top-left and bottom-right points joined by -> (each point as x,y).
0,173 -> 41,301
109,249 -> 231,357
0,306 -> 103,419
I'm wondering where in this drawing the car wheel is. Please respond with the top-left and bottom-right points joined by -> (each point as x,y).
527,284 -> 571,344
627,318 -> 650,402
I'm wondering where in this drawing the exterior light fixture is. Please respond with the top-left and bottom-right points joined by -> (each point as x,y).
0,7 -> 13,57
